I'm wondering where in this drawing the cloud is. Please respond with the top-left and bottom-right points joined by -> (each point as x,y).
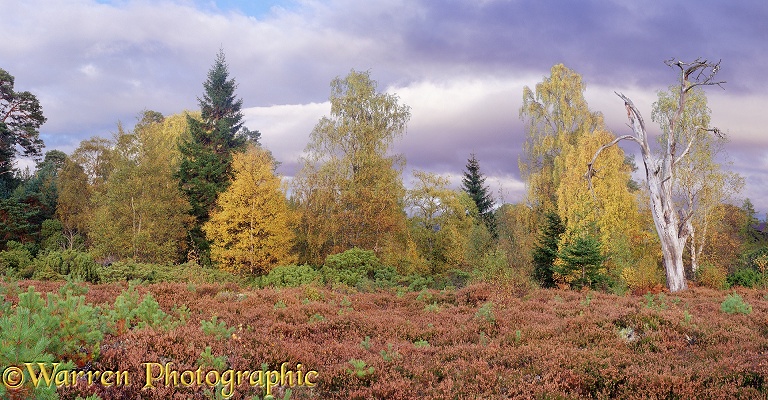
2,0 -> 766,213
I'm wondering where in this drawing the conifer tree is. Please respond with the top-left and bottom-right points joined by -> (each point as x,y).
461,153 -> 495,232
203,144 -> 295,274
531,211 -> 565,288
176,50 -> 248,263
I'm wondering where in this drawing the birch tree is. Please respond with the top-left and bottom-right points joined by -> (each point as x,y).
652,86 -> 743,273
293,70 -> 411,266
587,58 -> 727,292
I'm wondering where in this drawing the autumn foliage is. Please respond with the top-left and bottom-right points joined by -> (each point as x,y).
204,144 -> 296,274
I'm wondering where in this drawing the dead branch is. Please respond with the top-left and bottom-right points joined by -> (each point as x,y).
585,134 -> 640,199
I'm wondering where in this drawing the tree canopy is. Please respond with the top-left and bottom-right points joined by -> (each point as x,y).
0,68 -> 46,189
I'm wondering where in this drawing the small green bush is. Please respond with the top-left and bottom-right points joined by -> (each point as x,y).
261,264 -> 320,287
727,268 -> 763,288
0,240 -> 34,277
33,250 -> 101,283
200,316 -> 235,340
99,260 -> 243,285
107,284 -> 172,332
721,293 -> 752,315
321,248 -> 382,287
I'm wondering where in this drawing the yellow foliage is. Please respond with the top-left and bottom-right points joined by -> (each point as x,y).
556,128 -> 643,250
203,145 -> 296,275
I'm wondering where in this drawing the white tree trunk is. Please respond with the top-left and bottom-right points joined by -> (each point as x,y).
644,155 -> 689,292
587,59 -> 725,293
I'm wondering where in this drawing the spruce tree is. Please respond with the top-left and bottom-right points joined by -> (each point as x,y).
461,153 -> 495,232
176,50 -> 248,263
531,211 -> 564,288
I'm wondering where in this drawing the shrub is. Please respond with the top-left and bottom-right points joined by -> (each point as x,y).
261,264 -> 320,288
620,252 -> 664,294
107,284 -> 171,333
0,240 -> 34,277
321,248 -> 385,289
696,262 -> 729,289
720,293 -> 752,315
99,260 -> 243,285
727,268 -> 763,288
0,286 -> 103,399
32,250 -> 101,283
200,316 -> 235,340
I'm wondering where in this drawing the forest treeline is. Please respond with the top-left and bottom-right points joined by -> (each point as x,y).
1,54 -> 767,292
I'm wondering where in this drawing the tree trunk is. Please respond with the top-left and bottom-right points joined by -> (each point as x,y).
588,59 -> 725,293
645,157 -> 689,292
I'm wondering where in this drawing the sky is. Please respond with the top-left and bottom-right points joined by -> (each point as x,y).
1,0 -> 766,216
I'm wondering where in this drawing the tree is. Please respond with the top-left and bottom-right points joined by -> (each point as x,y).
176,50 -> 248,263
293,70 -> 411,267
90,112 -> 193,263
406,170 -> 478,273
652,86 -> 743,273
0,68 -> 46,180
203,144 -> 295,274
519,64 -> 602,213
531,211 -> 565,288
556,233 -> 607,290
462,153 -> 495,233
56,158 -> 91,249
521,64 -> 645,282
587,58 -> 728,292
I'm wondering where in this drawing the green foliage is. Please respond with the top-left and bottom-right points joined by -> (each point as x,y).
198,345 -> 228,370
321,248 -> 385,288
261,264 -> 320,288
555,233 -> 607,290
347,359 -> 375,379
462,153 -> 496,233
177,51 -> 248,265
200,315 -> 235,340
532,211 -> 565,287
413,339 -> 430,348
0,286 -> 102,395
40,218 -> 66,252
0,240 -> 33,276
32,249 -> 100,283
727,268 -> 764,289
643,293 -> 668,311
98,260 -> 243,285
720,293 -> 752,315
475,301 -> 496,325
308,313 -> 325,323
360,335 -> 372,350
379,343 -> 401,362
108,285 -> 171,332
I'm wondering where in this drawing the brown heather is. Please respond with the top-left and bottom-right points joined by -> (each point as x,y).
4,280 -> 768,399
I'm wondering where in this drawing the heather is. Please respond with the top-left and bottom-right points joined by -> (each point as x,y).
1,280 -> 766,399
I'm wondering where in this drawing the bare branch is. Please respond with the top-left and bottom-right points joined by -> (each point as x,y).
585,134 -> 640,199
665,58 -> 726,92
673,125 -> 726,167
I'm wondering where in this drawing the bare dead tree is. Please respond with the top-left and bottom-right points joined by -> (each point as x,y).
585,58 -> 726,292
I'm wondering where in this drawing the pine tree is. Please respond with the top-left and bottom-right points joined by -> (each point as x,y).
461,153 -> 495,232
531,211 -> 565,288
556,233 -> 607,290
176,50 -> 248,263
